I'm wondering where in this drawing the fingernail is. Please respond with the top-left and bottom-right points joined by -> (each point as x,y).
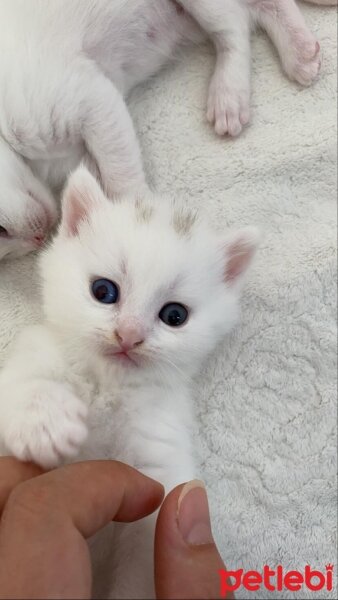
177,480 -> 214,546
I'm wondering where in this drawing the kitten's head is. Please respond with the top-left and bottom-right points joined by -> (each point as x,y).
0,139 -> 57,261
41,167 -> 259,380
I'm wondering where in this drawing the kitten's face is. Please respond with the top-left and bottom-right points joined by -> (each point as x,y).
41,168 -> 258,379
0,141 -> 57,260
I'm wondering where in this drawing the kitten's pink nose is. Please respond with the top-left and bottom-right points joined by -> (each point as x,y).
115,324 -> 145,352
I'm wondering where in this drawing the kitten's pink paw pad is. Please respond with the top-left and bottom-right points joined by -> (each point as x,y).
3,381 -> 88,469
207,81 -> 250,137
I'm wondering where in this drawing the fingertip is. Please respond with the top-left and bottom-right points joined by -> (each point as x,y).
156,480 -> 213,548
177,481 -> 214,546
114,471 -> 165,523
50,460 -> 165,534
155,480 -> 227,600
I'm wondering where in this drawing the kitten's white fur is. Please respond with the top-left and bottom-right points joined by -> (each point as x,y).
0,0 -> 324,259
0,166 -> 259,597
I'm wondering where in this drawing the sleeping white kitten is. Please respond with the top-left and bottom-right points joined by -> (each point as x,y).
0,166 -> 259,597
0,0 -> 326,259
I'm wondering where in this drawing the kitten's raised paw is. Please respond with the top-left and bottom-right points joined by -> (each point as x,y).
284,35 -> 321,86
2,380 -> 88,468
207,77 -> 250,137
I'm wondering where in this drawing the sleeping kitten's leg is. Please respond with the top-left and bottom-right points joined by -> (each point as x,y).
180,0 -> 251,136
74,63 -> 146,196
249,0 -> 321,86
0,326 -> 87,468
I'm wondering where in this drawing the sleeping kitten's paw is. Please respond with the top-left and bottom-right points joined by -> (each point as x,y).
1,380 -> 88,469
207,74 -> 250,137
283,34 -> 321,86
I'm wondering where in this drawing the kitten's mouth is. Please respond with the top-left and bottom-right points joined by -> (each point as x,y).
28,190 -> 56,229
103,348 -> 138,366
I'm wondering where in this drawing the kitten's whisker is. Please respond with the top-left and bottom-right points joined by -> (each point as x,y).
158,355 -> 191,385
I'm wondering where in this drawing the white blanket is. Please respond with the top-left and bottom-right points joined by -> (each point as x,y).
0,4 -> 336,599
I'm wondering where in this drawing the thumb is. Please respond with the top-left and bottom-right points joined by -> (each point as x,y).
155,480 -> 234,599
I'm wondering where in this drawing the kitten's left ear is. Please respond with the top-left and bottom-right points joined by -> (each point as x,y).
60,166 -> 106,236
223,227 -> 260,288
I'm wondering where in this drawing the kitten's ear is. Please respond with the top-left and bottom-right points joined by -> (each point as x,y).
223,227 -> 260,288
61,166 -> 106,236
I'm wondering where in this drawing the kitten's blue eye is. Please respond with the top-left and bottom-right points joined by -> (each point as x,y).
92,278 -> 119,304
159,303 -> 188,327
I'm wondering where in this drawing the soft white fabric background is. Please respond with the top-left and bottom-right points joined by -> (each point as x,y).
0,3 -> 336,599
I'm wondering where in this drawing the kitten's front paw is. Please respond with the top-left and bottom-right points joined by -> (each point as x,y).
284,34 -> 321,86
207,75 -> 250,137
2,380 -> 88,468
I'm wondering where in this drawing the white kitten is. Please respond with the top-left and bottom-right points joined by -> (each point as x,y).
0,0 -> 323,259
0,166 -> 259,597
0,137 -> 57,260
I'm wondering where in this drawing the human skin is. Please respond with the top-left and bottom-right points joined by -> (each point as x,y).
0,457 -> 233,599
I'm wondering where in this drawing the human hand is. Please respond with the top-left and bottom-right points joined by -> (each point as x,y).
0,458 -> 233,599
0,457 -> 163,599
155,480 -> 234,599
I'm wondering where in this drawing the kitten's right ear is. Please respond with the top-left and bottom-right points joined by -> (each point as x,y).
60,166 -> 105,236
223,227 -> 260,289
